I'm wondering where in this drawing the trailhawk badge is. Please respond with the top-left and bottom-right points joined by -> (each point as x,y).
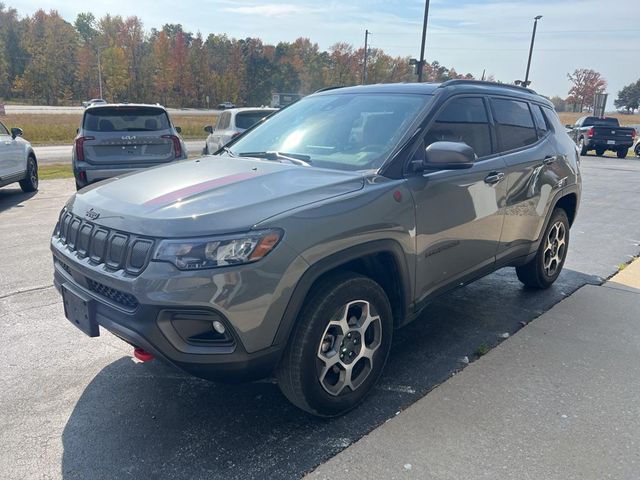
85,208 -> 100,220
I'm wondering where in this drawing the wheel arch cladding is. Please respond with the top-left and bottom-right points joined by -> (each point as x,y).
273,240 -> 412,348
555,193 -> 577,226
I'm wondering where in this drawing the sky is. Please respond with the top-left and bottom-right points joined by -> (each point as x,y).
14,0 -> 640,109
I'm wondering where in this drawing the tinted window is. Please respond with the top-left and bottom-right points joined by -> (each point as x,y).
425,97 -> 492,157
531,105 -> 549,136
235,111 -> 273,130
491,98 -> 538,152
83,107 -> 170,132
583,116 -> 619,127
0,122 -> 9,136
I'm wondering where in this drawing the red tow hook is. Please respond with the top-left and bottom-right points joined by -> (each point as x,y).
134,347 -> 154,362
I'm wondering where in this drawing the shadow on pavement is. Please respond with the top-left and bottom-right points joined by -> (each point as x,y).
0,187 -> 37,213
61,267 -> 601,480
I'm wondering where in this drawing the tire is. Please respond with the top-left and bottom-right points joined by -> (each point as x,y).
578,137 -> 588,156
617,148 -> 628,159
516,208 -> 570,289
595,148 -> 605,157
276,272 -> 394,417
19,156 -> 38,193
635,143 -> 640,157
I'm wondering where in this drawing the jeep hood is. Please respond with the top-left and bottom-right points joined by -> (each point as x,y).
69,156 -> 365,237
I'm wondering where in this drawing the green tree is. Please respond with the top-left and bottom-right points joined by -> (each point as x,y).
614,80 -> 640,114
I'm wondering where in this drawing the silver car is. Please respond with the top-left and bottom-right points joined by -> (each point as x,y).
72,104 -> 187,190
204,107 -> 277,154
0,121 -> 38,193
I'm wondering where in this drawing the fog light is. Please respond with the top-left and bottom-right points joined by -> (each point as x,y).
212,320 -> 226,334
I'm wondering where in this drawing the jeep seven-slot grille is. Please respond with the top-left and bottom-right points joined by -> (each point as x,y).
55,209 -> 155,275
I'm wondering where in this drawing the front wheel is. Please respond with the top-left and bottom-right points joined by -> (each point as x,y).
635,143 -> 640,157
617,148 -> 628,159
595,148 -> 605,156
276,273 -> 393,417
516,209 -> 570,289
19,156 -> 38,193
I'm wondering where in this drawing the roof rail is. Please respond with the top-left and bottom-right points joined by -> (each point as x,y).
314,85 -> 347,93
439,79 -> 537,95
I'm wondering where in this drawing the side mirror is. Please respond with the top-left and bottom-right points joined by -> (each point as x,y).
204,125 -> 213,134
175,126 -> 182,134
11,127 -> 23,139
413,141 -> 476,172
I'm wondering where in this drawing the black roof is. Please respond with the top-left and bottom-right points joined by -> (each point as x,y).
314,80 -> 551,106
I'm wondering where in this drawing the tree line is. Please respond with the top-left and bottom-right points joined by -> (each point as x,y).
0,4 -> 475,107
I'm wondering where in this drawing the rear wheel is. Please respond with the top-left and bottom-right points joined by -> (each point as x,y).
595,148 -> 605,156
276,272 -> 393,417
635,143 -> 640,157
617,148 -> 628,159
516,209 -> 570,289
578,137 -> 588,156
19,156 -> 38,193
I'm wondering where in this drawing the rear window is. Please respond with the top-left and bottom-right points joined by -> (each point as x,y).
583,117 -> 619,127
83,107 -> 171,132
236,111 -> 273,130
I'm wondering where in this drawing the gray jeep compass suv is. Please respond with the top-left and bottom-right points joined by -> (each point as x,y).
52,81 -> 581,416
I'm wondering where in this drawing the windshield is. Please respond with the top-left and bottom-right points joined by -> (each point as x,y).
226,93 -> 431,171
83,107 -> 171,132
236,111 -> 274,130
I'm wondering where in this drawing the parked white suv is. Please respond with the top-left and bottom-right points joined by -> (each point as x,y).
203,107 -> 277,154
0,121 -> 38,192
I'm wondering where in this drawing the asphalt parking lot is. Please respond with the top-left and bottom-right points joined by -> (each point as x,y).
1,155 -> 639,480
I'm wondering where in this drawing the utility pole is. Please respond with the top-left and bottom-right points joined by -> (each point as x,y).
97,47 -> 104,99
417,0 -> 431,82
362,29 -> 370,85
523,15 -> 542,87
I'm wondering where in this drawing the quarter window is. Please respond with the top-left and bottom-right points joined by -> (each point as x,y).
531,105 -> 549,137
491,98 -> 538,152
424,97 -> 492,158
218,112 -> 231,130
0,122 -> 9,136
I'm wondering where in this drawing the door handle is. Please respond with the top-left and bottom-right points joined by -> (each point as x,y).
543,155 -> 557,165
484,172 -> 505,184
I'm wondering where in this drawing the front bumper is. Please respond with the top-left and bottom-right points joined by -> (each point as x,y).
51,234 -> 306,382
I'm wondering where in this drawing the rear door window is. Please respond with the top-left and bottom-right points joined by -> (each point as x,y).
217,112 -> 231,130
83,107 -> 170,132
235,111 -> 272,130
425,97 -> 492,158
491,98 -> 538,152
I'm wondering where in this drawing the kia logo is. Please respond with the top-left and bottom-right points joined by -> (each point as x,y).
121,135 -> 136,141
85,208 -> 100,220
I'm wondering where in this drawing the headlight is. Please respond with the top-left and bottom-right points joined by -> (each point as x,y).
153,229 -> 282,270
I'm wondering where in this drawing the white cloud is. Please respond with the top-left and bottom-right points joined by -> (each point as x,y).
224,3 -> 320,17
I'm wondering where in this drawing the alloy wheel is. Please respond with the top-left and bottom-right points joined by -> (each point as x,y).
543,221 -> 566,277
316,300 -> 382,396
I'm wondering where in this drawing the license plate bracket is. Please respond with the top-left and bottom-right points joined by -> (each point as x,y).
62,284 -> 99,337
607,140 -> 616,145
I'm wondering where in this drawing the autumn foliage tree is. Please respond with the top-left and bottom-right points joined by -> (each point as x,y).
566,68 -> 607,112
1,4 -> 477,107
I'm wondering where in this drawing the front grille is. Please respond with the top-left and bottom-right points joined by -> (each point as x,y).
55,209 -> 154,275
87,278 -> 139,310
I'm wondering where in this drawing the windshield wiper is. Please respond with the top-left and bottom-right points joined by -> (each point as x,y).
219,146 -> 236,157
238,151 -> 312,166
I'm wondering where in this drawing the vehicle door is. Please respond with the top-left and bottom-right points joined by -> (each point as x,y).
491,98 -> 564,261
0,121 -> 22,177
406,96 -> 507,302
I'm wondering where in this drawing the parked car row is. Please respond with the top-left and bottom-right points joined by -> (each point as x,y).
0,120 -> 39,193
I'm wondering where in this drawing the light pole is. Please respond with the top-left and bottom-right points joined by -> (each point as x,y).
97,46 -> 104,99
362,29 -> 370,85
523,15 -> 542,87
417,0 -> 431,82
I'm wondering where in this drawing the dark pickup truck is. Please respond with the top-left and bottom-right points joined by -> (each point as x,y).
567,116 -> 636,158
